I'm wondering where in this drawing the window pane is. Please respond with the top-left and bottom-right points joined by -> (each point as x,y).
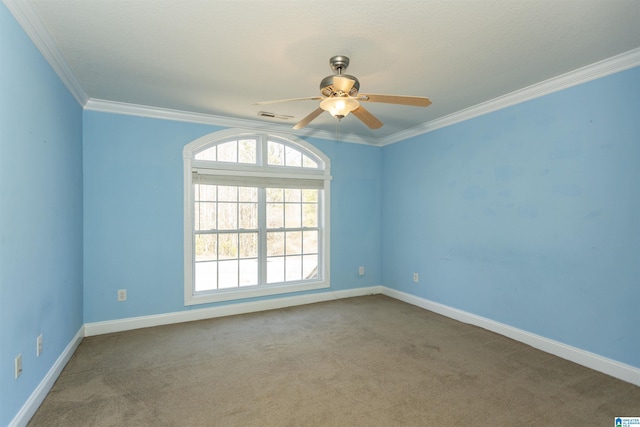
195,146 -> 216,161
267,232 -> 284,256
285,203 -> 301,228
303,230 -> 318,254
302,189 -> 317,203
195,261 -> 217,291
266,203 -> 284,228
196,202 -> 216,230
194,184 -> 216,201
217,186 -> 238,202
218,233 -> 238,259
285,189 -> 301,202
217,203 -> 237,230
239,233 -> 258,258
303,255 -> 318,279
238,139 -> 257,164
302,155 -> 318,168
239,203 -> 257,229
267,257 -> 284,283
266,188 -> 283,202
285,231 -> 302,255
239,259 -> 258,286
239,186 -> 257,202
195,234 -> 217,261
286,255 -> 302,281
302,204 -> 317,228
217,141 -> 237,162
268,141 -> 284,165
285,146 -> 302,167
218,260 -> 238,288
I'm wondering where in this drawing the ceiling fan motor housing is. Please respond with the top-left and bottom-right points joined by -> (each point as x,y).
320,55 -> 360,97
320,75 -> 360,97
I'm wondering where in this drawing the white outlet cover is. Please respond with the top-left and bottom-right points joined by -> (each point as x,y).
37,334 -> 43,357
15,354 -> 22,379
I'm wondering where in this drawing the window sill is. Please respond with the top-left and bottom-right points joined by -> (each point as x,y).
184,280 -> 330,306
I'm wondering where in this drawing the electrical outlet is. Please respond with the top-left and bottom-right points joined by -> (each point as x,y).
37,334 -> 43,357
117,289 -> 127,302
413,272 -> 419,283
358,266 -> 365,276
15,354 -> 23,379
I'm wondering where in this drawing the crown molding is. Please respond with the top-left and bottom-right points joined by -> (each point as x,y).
84,99 -> 378,145
86,47 -> 640,148
3,0 -> 88,106
6,0 -> 638,146
380,47 -> 640,146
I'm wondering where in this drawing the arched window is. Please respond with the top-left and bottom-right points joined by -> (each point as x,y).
183,129 -> 331,305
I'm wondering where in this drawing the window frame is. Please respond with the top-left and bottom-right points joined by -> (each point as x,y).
183,129 -> 331,305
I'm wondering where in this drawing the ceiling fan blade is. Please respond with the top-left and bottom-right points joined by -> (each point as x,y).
358,94 -> 432,107
351,105 -> 383,129
293,107 -> 325,130
333,76 -> 355,94
254,96 -> 323,105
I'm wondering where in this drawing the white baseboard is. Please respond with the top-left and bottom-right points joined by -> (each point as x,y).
84,284 -> 639,386
9,326 -> 85,427
12,285 -> 639,427
84,286 -> 383,336
381,286 -> 640,387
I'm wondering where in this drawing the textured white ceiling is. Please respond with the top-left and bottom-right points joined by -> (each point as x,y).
14,0 -> 640,142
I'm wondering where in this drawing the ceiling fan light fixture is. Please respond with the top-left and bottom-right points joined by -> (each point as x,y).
320,96 -> 359,120
257,55 -> 431,130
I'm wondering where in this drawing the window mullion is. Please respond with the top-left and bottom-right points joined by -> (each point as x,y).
258,187 -> 267,285
215,185 -> 220,289
236,187 -> 240,288
192,199 -> 197,295
257,134 -> 266,167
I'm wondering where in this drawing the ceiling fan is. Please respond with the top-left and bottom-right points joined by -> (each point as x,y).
256,55 -> 432,130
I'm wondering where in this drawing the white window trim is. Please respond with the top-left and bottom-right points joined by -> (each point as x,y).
183,129 -> 331,305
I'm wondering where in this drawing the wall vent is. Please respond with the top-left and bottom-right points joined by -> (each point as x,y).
258,111 -> 293,120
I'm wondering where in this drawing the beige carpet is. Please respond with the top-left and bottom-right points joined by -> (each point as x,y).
29,295 -> 640,426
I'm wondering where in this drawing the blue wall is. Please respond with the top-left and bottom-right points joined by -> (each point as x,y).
82,111 -> 383,322
382,66 -> 640,368
0,3 -> 84,425
2,2 -> 638,422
